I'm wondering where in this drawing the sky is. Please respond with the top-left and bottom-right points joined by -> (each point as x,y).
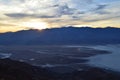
0,0 -> 120,33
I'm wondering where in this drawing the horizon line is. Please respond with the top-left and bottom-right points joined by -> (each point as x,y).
0,26 -> 120,34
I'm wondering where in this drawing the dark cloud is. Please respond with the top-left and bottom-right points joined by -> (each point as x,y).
59,4 -> 75,15
51,4 -> 59,7
93,4 -> 110,14
5,13 -> 30,18
72,16 -> 80,20
51,3 -> 76,16
5,13 -> 57,18
96,11 -> 110,14
95,4 -> 107,10
77,12 -> 85,14
34,15 -> 58,18
83,4 -> 107,13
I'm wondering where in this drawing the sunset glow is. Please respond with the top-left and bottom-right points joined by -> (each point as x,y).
21,21 -> 49,30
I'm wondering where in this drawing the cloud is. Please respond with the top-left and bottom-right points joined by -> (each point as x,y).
5,13 -> 57,18
5,2 -> 77,18
1,0 -> 97,19
0,23 -> 15,27
0,0 -> 120,32
95,4 -> 107,10
3,0 -> 120,21
2,0 -> 96,18
5,13 -> 30,18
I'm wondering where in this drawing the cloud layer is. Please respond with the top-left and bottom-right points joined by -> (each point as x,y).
0,0 -> 120,32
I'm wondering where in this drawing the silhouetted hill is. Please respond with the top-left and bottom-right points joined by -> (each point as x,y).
0,59 -> 55,80
0,27 -> 120,45
0,59 -> 120,80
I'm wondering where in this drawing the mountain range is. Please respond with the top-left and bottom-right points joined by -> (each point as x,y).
0,27 -> 120,45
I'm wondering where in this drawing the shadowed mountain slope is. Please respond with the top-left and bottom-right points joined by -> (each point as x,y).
0,27 -> 120,45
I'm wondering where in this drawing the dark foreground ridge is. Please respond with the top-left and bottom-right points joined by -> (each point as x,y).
0,27 -> 120,45
0,59 -> 120,80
